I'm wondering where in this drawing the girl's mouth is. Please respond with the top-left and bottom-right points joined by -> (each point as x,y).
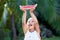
28,24 -> 32,26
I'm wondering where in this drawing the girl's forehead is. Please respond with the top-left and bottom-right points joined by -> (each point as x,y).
28,18 -> 33,21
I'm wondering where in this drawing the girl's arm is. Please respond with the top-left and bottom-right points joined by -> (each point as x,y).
30,5 -> 40,35
30,11 -> 40,34
22,12 -> 27,34
20,7 -> 27,34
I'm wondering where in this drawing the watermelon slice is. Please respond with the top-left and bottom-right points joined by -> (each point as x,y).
20,4 -> 37,10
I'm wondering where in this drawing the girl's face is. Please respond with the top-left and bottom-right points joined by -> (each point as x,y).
27,18 -> 35,29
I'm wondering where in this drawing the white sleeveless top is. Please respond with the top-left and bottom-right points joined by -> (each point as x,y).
24,30 -> 40,40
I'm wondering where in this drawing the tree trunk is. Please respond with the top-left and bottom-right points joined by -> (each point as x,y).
10,13 -> 16,40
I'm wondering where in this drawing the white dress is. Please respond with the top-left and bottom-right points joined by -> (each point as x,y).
24,30 -> 40,40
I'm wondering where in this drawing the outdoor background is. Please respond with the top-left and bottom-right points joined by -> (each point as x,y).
0,0 -> 60,40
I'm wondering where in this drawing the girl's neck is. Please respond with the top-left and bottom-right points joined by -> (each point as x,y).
29,28 -> 35,32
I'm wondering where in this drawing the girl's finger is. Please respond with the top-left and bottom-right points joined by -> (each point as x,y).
34,4 -> 37,8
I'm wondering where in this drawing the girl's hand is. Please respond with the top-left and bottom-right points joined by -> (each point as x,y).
30,4 -> 37,13
20,6 -> 26,13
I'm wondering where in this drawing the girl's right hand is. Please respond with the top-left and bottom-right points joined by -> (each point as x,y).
20,6 -> 26,13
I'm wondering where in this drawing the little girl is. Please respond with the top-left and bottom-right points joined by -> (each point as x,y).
20,4 -> 41,40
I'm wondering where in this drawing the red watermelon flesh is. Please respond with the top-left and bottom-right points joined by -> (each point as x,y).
20,5 -> 35,9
